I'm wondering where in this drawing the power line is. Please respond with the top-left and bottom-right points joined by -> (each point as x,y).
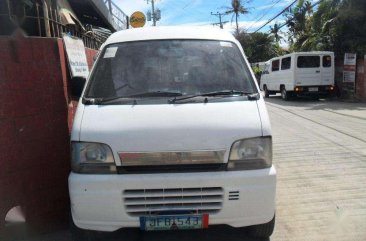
276,0 -> 322,31
253,0 -> 299,33
246,0 -> 282,31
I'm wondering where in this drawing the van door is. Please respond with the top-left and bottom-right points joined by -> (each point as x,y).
295,55 -> 321,86
268,59 -> 280,90
321,54 -> 334,85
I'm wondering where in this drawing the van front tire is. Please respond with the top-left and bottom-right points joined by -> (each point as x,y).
247,215 -> 275,238
70,216 -> 99,241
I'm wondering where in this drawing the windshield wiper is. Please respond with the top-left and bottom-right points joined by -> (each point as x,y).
126,91 -> 183,98
169,90 -> 258,103
83,91 -> 183,105
83,96 -> 137,105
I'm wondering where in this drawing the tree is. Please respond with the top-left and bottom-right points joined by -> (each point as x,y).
270,23 -> 282,43
304,1 -> 313,16
284,0 -> 366,56
307,0 -> 340,51
333,0 -> 366,55
284,0 -> 307,48
225,0 -> 249,35
235,31 -> 286,63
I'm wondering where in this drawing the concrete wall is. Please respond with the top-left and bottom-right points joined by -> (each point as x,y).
0,36 -> 96,234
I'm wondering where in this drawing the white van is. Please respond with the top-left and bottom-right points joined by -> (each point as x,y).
260,52 -> 335,100
68,27 -> 276,240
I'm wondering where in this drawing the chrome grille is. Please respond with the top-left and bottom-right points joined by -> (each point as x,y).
124,187 -> 223,216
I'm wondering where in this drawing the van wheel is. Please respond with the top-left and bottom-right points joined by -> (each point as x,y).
70,216 -> 99,241
281,87 -> 290,101
247,215 -> 275,238
264,85 -> 270,98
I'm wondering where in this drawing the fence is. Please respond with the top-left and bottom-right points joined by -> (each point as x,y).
0,0 -> 104,50
104,0 -> 129,31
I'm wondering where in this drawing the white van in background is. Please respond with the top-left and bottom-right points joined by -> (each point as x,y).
260,52 -> 335,100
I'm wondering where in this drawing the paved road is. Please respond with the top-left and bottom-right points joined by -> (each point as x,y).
8,97 -> 366,241
267,96 -> 366,241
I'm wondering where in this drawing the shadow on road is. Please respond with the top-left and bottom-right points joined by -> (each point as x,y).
263,94 -> 366,112
2,225 -> 271,241
91,225 -> 269,241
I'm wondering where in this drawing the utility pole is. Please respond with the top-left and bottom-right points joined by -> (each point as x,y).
211,12 -> 227,29
146,0 -> 157,26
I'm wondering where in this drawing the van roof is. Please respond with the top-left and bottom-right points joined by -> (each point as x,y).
103,26 -> 236,46
270,51 -> 334,60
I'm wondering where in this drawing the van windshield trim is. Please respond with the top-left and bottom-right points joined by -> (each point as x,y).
84,39 -> 257,103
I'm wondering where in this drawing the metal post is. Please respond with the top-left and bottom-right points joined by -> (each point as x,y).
146,0 -> 156,26
6,0 -> 11,19
48,5 -> 54,37
5,0 -> 17,26
54,9 -> 60,37
151,0 -> 156,26
42,0 -> 51,37
108,0 -> 112,14
219,13 -> 223,29
35,3 -> 42,36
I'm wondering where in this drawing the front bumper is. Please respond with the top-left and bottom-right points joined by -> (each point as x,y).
69,166 -> 276,231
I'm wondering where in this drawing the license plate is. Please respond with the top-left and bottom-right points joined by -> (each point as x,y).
140,214 -> 209,231
308,87 -> 318,92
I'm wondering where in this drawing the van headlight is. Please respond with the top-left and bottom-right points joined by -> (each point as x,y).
71,142 -> 117,174
227,137 -> 272,170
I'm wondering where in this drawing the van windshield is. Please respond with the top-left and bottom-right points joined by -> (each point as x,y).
84,40 -> 256,101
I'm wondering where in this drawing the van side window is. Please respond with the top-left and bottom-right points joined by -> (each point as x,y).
323,56 -> 332,67
271,60 -> 280,72
281,57 -> 291,70
297,56 -> 320,68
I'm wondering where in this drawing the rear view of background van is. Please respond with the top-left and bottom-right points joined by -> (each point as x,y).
260,52 -> 335,100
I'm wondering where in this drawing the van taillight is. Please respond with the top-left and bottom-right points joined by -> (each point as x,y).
295,86 -> 303,92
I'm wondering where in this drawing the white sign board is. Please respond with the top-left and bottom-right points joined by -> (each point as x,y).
343,71 -> 356,83
343,53 -> 357,83
63,35 -> 89,78
344,53 -> 357,65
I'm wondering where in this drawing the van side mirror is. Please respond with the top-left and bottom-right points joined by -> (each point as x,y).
70,76 -> 86,98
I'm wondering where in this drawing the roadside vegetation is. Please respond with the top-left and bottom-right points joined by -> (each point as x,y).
236,0 -> 366,63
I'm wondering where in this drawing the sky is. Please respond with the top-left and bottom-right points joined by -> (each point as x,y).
114,0 -> 314,37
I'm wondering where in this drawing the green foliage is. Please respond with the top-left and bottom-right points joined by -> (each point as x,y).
235,31 -> 288,63
252,65 -> 262,77
334,0 -> 366,54
285,0 -> 366,56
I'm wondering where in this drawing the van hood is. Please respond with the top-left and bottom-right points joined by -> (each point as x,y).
78,101 -> 263,165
